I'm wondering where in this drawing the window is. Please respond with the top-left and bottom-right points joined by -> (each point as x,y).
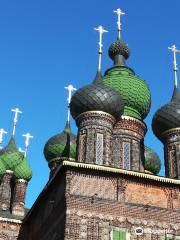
123,142 -> 131,170
112,230 -> 126,240
78,134 -> 86,162
96,133 -> 103,165
169,150 -> 176,177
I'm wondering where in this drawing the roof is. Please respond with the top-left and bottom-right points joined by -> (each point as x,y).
63,161 -> 180,185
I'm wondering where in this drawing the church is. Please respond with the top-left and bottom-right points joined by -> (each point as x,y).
0,8 -> 179,240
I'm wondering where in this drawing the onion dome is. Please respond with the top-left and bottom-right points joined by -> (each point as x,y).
14,157 -> 32,180
0,137 -> 24,170
144,146 -> 161,175
44,121 -> 77,162
103,40 -> 151,120
152,87 -> 180,140
70,71 -> 124,120
109,39 -> 130,65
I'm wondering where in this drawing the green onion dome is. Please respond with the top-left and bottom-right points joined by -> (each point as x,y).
103,39 -> 151,120
152,87 -> 180,140
14,157 -> 32,181
44,121 -> 77,162
0,137 -> 24,170
144,146 -> 161,175
70,71 -> 124,120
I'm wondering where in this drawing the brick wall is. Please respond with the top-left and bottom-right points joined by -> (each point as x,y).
18,166 -> 180,240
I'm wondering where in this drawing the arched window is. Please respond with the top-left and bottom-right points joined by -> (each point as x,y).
96,133 -> 103,165
123,142 -> 130,170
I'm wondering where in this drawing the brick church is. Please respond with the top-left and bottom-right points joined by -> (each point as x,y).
0,8 -> 179,240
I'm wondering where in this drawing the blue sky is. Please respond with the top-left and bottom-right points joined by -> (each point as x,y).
0,0 -> 180,208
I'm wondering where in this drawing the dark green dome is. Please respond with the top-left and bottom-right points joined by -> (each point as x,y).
44,122 -> 77,162
152,87 -> 180,140
70,72 -> 124,120
0,137 -> 24,170
144,147 -> 161,175
103,67 -> 151,120
14,157 -> 32,180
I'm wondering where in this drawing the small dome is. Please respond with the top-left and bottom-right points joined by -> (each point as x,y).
0,137 -> 24,170
109,39 -> 130,60
44,122 -> 76,162
144,147 -> 161,175
70,73 -> 124,120
14,157 -> 32,181
103,67 -> 151,120
152,87 -> 180,139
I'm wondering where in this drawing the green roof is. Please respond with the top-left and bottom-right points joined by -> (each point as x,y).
0,137 -> 32,180
103,66 -> 151,120
0,137 -> 24,170
14,158 -> 32,180
44,122 -> 77,162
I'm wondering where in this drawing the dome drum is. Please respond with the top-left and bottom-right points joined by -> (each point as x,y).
76,111 -> 115,166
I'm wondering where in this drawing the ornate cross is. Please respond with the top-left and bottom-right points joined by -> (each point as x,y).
11,108 -> 22,136
0,128 -> 7,144
94,25 -> 108,71
113,8 -> 125,39
22,132 -> 34,157
168,44 -> 180,88
64,84 -> 77,122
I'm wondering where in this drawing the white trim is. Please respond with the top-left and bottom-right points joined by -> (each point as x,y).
0,217 -> 22,224
63,160 -> 180,184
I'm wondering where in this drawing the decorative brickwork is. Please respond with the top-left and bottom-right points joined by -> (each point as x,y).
0,171 -> 13,211
112,116 -> 147,171
0,220 -> 21,240
161,128 -> 180,179
12,179 -> 27,217
18,165 -> 180,239
76,111 -> 115,166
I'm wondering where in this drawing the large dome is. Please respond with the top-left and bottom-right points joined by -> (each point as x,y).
152,87 -> 180,140
70,73 -> 124,120
103,67 -> 151,120
44,122 -> 77,162
144,146 -> 161,175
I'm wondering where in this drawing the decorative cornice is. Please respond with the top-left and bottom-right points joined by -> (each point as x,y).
121,115 -> 146,127
5,170 -> 13,174
0,217 -> 22,224
76,110 -> 115,125
63,161 -> 180,185
49,157 -> 75,164
114,116 -> 147,137
161,127 -> 180,139
16,179 -> 27,183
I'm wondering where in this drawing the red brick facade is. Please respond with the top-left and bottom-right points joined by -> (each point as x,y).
18,163 -> 180,240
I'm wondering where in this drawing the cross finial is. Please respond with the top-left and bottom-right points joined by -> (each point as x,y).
64,85 -> 77,122
18,147 -> 26,155
11,108 -> 22,136
0,128 -> 7,144
113,8 -> 125,40
168,44 -> 180,88
94,25 -> 108,71
22,132 -> 33,157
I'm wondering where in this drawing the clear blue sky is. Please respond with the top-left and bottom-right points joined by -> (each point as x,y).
0,0 -> 179,208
